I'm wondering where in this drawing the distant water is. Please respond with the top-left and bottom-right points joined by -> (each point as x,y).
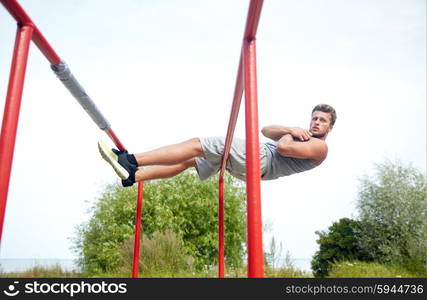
0,259 -> 79,273
294,258 -> 312,273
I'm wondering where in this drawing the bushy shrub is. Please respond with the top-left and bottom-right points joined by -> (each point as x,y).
356,160 -> 427,267
117,229 -> 195,277
312,160 -> 427,278
73,171 -> 246,275
311,218 -> 371,277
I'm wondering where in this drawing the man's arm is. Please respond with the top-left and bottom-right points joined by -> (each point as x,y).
276,134 -> 328,165
261,125 -> 312,141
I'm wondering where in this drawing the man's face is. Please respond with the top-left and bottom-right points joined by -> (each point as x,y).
309,111 -> 333,138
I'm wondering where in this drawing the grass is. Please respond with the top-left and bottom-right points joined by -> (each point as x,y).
8,231 -> 424,278
6,261 -> 425,278
265,266 -> 313,278
327,261 -> 427,278
0,263 -> 81,278
0,264 -> 311,278
0,255 -> 427,278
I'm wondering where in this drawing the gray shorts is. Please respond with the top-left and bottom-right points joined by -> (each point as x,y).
194,136 -> 268,181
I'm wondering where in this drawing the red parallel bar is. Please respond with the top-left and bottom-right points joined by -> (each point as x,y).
219,0 -> 264,178
106,129 -> 141,278
0,0 -> 61,64
217,57 -> 243,278
219,57 -> 244,178
132,181 -> 144,278
0,25 -> 34,242
1,0 -> 140,276
217,0 -> 263,278
106,129 -> 126,152
106,129 -> 140,278
217,178 -> 225,277
243,39 -> 264,278
243,0 -> 264,40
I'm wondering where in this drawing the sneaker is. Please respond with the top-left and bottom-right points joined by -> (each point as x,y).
121,177 -> 135,187
98,140 -> 137,181
114,178 -> 135,188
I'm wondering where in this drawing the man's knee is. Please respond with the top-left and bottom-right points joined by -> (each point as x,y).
187,137 -> 204,157
183,158 -> 197,168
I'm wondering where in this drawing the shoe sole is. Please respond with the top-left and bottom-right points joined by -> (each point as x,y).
98,140 -> 129,180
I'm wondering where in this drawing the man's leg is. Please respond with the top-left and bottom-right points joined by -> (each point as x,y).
135,159 -> 196,181
134,138 -> 205,166
98,138 -> 204,186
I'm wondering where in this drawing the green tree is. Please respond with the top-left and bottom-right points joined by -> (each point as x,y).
73,171 -> 246,275
356,160 -> 427,268
311,218 -> 371,277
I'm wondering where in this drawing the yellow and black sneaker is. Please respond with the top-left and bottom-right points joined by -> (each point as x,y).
98,140 -> 137,186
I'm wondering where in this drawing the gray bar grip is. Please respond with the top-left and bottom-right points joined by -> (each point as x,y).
51,61 -> 111,131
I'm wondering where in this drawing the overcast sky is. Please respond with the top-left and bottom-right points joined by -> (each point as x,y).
0,0 -> 425,266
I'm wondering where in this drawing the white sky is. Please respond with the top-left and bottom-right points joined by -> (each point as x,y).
0,0 -> 425,263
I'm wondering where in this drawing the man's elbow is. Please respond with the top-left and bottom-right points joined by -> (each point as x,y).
261,126 -> 268,136
276,143 -> 291,156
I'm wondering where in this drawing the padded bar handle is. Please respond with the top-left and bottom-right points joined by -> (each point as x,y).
51,61 -> 111,131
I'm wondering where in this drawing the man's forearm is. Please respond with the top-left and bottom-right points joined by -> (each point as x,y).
261,125 -> 294,141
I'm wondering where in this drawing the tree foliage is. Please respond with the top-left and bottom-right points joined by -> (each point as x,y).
73,171 -> 246,274
356,160 -> 427,267
312,160 -> 427,277
311,218 -> 371,277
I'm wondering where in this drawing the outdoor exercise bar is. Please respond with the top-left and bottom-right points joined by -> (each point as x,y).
0,0 -> 144,278
1,0 -> 266,278
219,0 -> 264,278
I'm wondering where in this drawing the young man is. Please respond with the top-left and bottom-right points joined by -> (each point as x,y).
98,104 -> 336,187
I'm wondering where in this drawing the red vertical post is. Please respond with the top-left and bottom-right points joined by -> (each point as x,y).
243,38 -> 264,278
218,177 -> 225,277
0,0 -> 61,65
217,58 -> 244,278
218,0 -> 263,278
132,181 -> 144,278
0,24 -> 34,242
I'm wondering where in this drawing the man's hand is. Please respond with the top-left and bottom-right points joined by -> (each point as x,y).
261,125 -> 311,141
289,127 -> 312,141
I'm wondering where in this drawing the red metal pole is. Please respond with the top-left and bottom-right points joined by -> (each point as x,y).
106,128 -> 126,152
218,177 -> 225,277
219,57 -> 244,175
219,0 -> 264,175
0,0 -> 61,64
243,38 -> 264,278
106,121 -> 141,278
217,57 -> 244,278
1,1 -> 144,278
107,126 -> 142,278
0,24 -> 34,242
217,0 -> 264,278
132,181 -> 144,278
243,0 -> 264,40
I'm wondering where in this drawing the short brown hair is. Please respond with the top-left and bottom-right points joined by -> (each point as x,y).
312,104 -> 337,126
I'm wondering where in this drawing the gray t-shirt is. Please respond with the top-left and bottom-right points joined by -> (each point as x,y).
261,141 -> 317,180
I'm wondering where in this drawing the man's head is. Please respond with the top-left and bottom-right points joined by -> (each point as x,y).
309,104 -> 336,139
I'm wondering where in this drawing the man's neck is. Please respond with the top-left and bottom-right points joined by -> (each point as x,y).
312,134 -> 327,141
